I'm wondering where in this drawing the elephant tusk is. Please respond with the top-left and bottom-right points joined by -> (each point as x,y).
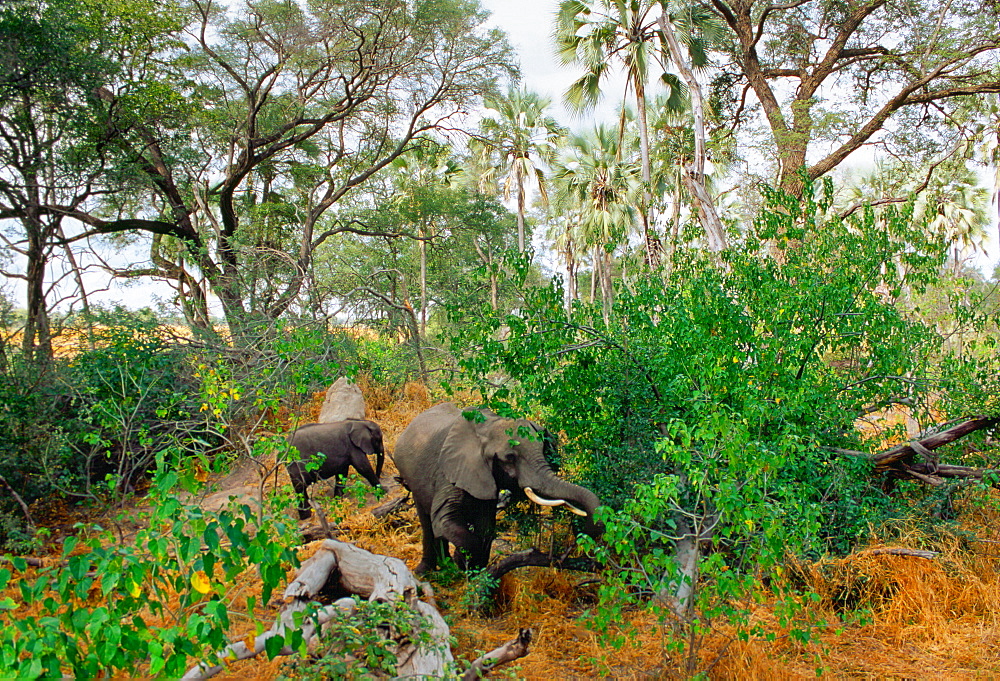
524,487 -> 589,516
524,487 -> 562,507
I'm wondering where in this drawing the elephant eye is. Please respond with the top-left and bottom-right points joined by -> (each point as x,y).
502,451 -> 517,463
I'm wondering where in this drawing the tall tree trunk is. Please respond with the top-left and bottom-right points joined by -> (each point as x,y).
658,15 -> 727,253
564,223 -> 577,314
22,211 -> 52,362
600,249 -> 613,324
590,246 -> 599,304
634,80 -> 660,267
515,162 -> 526,253
666,175 -> 683,273
419,223 -> 428,336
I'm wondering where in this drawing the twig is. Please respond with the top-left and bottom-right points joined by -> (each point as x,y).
0,474 -> 35,530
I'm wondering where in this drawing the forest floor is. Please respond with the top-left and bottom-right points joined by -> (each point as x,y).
22,377 -> 1000,679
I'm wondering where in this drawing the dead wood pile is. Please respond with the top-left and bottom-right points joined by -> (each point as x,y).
182,539 -> 530,680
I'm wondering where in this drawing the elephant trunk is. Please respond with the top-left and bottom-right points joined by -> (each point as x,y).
519,471 -> 603,539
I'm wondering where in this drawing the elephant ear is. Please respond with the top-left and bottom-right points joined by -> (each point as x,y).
347,421 -> 374,455
441,415 -> 496,500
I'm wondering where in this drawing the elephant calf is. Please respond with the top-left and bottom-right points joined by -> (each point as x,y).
393,402 -> 602,574
286,419 -> 385,520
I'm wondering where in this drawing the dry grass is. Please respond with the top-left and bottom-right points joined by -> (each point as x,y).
6,379 -> 1000,679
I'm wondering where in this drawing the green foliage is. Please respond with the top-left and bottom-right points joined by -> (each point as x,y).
199,321 -> 347,419
449,180 -> 996,664
339,332 -> 422,387
457,569 -> 500,614
71,308 -> 202,488
0,307 -> 211,547
278,597 -> 436,680
0,311 -> 375,549
0,462 -> 299,679
314,182 -> 527,336
0,354 -> 77,543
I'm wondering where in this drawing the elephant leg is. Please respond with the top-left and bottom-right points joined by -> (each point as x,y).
415,507 -> 446,575
467,512 -> 496,570
286,464 -> 312,520
350,452 -> 382,489
440,517 -> 481,571
296,484 -> 312,520
332,474 -> 343,497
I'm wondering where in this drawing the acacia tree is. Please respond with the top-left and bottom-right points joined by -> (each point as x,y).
0,0 -> 178,359
708,0 -> 1000,195
57,0 -> 514,342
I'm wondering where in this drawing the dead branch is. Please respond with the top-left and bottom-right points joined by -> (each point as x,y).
372,494 -> 411,518
486,548 -> 599,583
182,539 -> 532,680
461,628 -> 533,681
0,474 -> 35,530
873,417 -> 998,468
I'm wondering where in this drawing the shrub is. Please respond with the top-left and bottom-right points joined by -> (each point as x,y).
448,179 -> 998,667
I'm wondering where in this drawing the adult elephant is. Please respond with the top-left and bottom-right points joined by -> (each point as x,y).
393,402 -> 602,573
286,419 -> 385,520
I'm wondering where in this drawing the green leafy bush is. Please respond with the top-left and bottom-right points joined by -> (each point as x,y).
70,307 -> 202,494
0,463 -> 300,679
278,597 -> 437,680
448,180 -> 997,666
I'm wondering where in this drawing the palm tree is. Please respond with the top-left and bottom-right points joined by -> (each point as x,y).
552,123 -> 641,320
556,0 -> 663,265
557,0 -> 727,261
469,88 -> 564,253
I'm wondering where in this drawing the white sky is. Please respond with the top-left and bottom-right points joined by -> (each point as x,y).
480,0 -> 627,127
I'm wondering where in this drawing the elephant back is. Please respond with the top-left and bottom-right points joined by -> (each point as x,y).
393,403 -> 463,498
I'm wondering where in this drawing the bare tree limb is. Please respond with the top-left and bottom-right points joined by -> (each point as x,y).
873,417 -> 999,467
461,628 -> 533,681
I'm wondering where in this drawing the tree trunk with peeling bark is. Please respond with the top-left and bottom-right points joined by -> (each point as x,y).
658,15 -> 727,253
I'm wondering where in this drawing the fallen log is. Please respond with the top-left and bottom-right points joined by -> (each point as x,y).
461,628 -> 532,681
872,417 -> 999,468
826,417 -> 1000,488
182,539 -> 531,680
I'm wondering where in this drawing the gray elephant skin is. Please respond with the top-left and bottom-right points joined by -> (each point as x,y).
286,419 -> 385,519
392,402 -> 602,573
